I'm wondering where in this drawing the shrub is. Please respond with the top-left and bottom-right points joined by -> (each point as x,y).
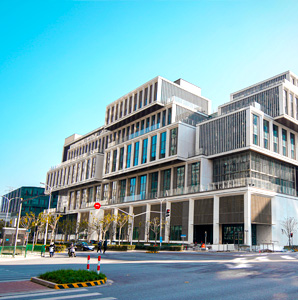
107,245 -> 136,251
46,244 -> 67,252
39,269 -> 106,284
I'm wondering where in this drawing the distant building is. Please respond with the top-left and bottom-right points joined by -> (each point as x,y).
1,186 -> 58,220
45,72 -> 298,250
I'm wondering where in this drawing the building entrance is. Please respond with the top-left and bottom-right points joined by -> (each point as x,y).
193,225 -> 213,244
222,224 -> 244,244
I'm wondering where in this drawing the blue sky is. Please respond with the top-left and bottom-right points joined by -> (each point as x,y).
1,0 -> 298,200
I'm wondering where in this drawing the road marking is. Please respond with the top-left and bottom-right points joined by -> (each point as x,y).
255,256 -> 269,261
0,288 -> 90,299
281,255 -> 295,260
34,292 -> 102,300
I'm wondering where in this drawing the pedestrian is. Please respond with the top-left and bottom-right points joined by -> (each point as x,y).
103,239 -> 107,254
49,242 -> 56,257
97,240 -> 102,253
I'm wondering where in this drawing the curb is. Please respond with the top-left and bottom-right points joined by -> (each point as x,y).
146,251 -> 159,253
31,277 -> 107,289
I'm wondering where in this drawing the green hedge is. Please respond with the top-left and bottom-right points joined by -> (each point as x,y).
107,245 -> 136,251
134,244 -> 183,251
39,269 -> 106,284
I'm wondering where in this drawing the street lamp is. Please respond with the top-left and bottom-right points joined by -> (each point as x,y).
40,182 -> 53,246
1,195 -> 22,227
13,197 -> 24,257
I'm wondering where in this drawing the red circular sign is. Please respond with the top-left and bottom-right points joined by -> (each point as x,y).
94,202 -> 101,209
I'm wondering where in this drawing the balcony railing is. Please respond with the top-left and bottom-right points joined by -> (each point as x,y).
109,177 -> 296,204
108,123 -> 160,148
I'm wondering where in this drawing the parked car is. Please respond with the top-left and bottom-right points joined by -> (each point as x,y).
75,241 -> 95,251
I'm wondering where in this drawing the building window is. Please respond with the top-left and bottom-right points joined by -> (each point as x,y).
176,166 -> 185,189
105,153 -> 110,174
162,110 -> 166,127
296,97 -> 298,120
129,177 -> 136,196
139,90 -> 143,108
290,94 -> 294,118
126,144 -> 132,168
169,128 -> 178,156
112,150 -> 117,172
119,147 -> 124,170
162,169 -> 171,194
284,90 -> 288,115
76,163 -> 80,182
273,125 -> 279,153
142,138 -> 148,164
158,131 -> 166,159
151,135 -> 157,161
120,180 -> 126,201
86,159 -> 91,179
282,129 -> 287,156
81,162 -> 85,181
263,120 -> 269,149
144,88 -> 148,106
140,175 -> 147,200
290,133 -> 295,159
134,94 -> 137,111
150,172 -> 158,197
168,108 -> 172,125
190,162 -> 200,186
134,142 -> 140,166
103,184 -> 109,201
95,186 -> 101,201
88,187 -> 94,203
146,117 -> 150,132
253,114 -> 259,146
91,157 -> 96,178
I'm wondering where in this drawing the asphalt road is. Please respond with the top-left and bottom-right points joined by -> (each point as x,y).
1,251 -> 298,300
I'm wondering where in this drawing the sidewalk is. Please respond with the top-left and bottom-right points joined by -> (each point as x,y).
0,280 -> 48,295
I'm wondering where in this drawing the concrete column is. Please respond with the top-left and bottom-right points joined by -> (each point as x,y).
165,201 -> 171,243
213,195 -> 220,245
269,120 -> 274,151
188,199 -> 194,244
244,191 -> 252,248
156,132 -> 161,160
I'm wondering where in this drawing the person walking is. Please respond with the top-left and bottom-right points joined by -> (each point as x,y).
103,240 -> 107,254
49,242 -> 56,257
97,240 -> 102,253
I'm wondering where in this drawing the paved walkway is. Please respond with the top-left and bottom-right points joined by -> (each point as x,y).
0,280 -> 48,295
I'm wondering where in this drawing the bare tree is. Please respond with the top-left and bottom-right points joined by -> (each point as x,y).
101,213 -> 114,240
148,217 -> 162,246
281,217 -> 298,247
115,213 -> 129,245
48,214 -> 61,243
90,213 -> 102,242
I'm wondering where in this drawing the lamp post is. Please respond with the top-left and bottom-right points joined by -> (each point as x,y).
40,182 -> 52,246
1,195 -> 21,227
13,197 -> 24,257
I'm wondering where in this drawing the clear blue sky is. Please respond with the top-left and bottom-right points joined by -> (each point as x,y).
1,0 -> 298,200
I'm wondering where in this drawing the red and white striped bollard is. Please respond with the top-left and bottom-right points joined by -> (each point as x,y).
87,255 -> 90,271
97,255 -> 101,274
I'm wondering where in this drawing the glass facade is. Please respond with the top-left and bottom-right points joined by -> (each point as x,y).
282,129 -> 287,156
213,151 -> 296,196
253,114 -> 259,145
273,124 -> 279,153
190,162 -> 200,186
160,132 -> 166,159
142,139 -> 148,164
119,147 -> 124,170
140,175 -> 147,200
129,177 -> 136,196
169,128 -> 177,156
126,144 -> 132,168
134,141 -> 139,166
290,133 -> 295,159
151,135 -> 157,161
263,120 -> 269,149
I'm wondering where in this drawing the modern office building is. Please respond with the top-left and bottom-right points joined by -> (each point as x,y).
1,186 -> 57,221
45,71 -> 298,250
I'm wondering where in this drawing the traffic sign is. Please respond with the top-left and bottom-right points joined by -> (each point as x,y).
94,202 -> 101,209
181,234 -> 186,238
